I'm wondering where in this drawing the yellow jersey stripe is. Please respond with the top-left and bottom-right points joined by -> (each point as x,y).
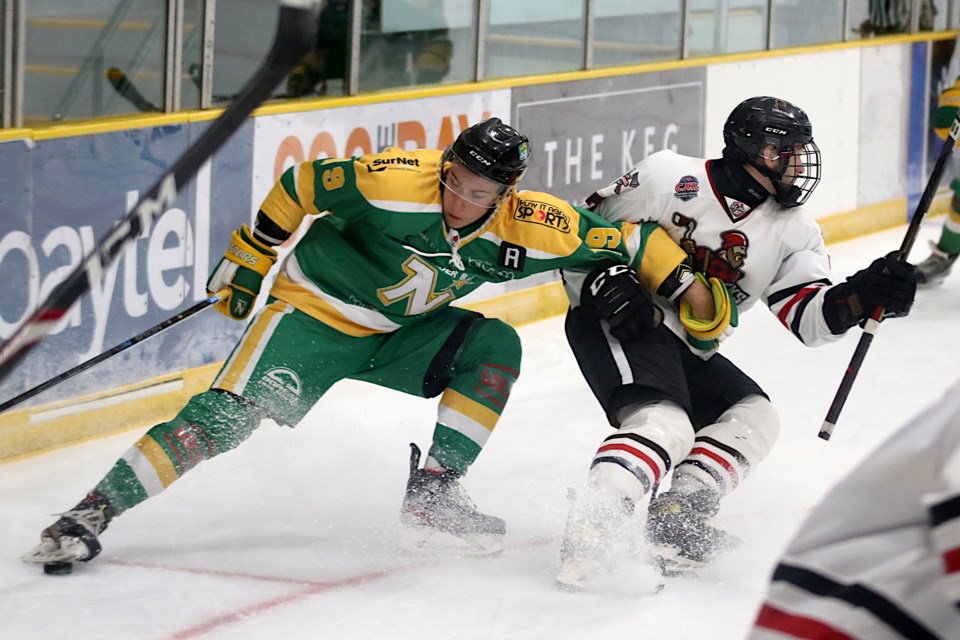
214,302 -> 291,393
295,162 -> 321,216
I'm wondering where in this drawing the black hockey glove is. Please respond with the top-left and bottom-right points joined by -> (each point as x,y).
581,263 -> 663,340
823,252 -> 919,334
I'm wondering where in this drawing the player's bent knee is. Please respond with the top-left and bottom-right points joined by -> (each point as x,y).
463,318 -> 523,373
618,401 -> 696,466
695,394 -> 779,472
150,389 -> 263,459
713,394 -> 779,462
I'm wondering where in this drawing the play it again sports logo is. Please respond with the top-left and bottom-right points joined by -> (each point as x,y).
515,200 -> 571,232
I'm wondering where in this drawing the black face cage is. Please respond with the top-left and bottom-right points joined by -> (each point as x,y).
770,139 -> 821,208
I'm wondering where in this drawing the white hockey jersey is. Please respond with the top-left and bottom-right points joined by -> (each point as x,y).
569,150 -> 844,356
749,380 -> 960,640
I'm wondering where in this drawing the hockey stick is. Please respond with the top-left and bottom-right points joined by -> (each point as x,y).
0,0 -> 321,387
0,291 -> 224,415
819,110 -> 960,441
106,67 -> 162,113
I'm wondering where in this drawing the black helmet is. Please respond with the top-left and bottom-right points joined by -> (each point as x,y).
722,96 -> 821,207
446,117 -> 530,187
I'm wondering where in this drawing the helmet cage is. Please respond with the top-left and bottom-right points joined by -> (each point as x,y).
765,139 -> 821,207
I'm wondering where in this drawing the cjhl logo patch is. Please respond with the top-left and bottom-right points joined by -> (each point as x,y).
674,175 -> 700,201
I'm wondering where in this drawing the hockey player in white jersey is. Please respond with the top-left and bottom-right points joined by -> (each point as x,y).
557,96 -> 920,589
749,379 -> 960,640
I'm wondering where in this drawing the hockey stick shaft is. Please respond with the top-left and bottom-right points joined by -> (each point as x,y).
0,0 -> 320,387
819,111 -> 960,440
0,291 -> 223,415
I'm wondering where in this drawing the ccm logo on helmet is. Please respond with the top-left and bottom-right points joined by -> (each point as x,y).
468,149 -> 493,166
764,126 -> 788,135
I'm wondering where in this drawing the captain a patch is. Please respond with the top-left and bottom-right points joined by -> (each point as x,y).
498,242 -> 527,271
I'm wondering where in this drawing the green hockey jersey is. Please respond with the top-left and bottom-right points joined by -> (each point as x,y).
258,147 -> 688,336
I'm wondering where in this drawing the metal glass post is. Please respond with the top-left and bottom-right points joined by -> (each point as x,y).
475,0 -> 488,81
165,0 -> 184,112
681,0 -> 690,59
11,0 -> 21,127
2,0 -> 11,128
347,0 -> 362,95
200,0 -> 215,109
766,0 -> 774,49
583,0 -> 595,70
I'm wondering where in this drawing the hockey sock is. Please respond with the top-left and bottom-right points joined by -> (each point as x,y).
94,390 -> 261,515
426,319 -> 521,475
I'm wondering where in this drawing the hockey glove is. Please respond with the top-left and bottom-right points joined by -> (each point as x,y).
822,252 -> 918,334
681,273 -> 738,351
581,263 -> 663,341
207,224 -> 278,320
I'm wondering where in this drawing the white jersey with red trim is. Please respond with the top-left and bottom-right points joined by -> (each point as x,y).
749,379 -> 960,640
583,149 -> 844,354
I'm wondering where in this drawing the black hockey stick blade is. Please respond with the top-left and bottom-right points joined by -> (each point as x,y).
819,110 -> 960,440
0,291 -> 223,415
0,0 -> 322,387
107,67 -> 162,113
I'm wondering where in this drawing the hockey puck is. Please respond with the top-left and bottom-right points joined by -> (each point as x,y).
43,561 -> 73,575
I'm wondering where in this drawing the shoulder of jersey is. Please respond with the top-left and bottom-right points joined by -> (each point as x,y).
508,190 -> 582,233
773,203 -> 825,250
352,147 -> 443,207
637,149 -> 707,196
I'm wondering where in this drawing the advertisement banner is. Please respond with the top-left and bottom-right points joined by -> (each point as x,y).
512,68 -> 706,205
252,90 -> 512,208
0,121 -> 255,404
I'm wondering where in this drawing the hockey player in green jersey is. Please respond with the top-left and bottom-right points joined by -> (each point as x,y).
24,118 -> 732,566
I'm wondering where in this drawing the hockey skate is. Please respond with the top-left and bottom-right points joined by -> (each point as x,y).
22,492 -> 115,565
645,489 -> 740,576
916,241 -> 958,288
400,444 -> 505,557
555,489 -> 635,592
